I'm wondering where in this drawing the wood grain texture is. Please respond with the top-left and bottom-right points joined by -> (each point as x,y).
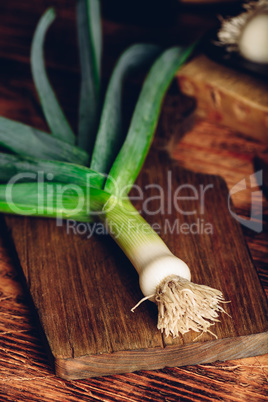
1,114 -> 268,400
170,116 -> 268,292
177,55 -> 268,142
4,145 -> 268,379
0,0 -> 267,400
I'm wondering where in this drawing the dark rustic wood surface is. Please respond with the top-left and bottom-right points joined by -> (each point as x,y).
0,0 -> 267,400
4,149 -> 268,379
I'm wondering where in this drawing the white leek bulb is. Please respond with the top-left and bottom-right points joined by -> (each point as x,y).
139,253 -> 191,297
102,196 -> 226,338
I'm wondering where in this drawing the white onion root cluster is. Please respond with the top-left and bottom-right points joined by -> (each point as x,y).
155,275 -> 228,339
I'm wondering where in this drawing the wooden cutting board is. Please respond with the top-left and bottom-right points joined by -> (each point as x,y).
4,146 -> 268,380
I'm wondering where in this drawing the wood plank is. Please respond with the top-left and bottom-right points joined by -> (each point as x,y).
4,144 -> 268,379
0,0 -> 267,398
177,54 -> 268,142
0,83 -> 267,396
1,208 -> 268,399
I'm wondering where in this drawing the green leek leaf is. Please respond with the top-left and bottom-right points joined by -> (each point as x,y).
90,44 -> 161,176
0,182 -> 110,222
31,8 -> 76,144
86,0 -> 102,83
76,0 -> 102,153
104,45 -> 195,195
0,117 -> 88,165
0,153 -> 104,188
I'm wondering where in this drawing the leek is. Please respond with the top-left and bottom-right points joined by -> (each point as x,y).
0,3 -> 227,339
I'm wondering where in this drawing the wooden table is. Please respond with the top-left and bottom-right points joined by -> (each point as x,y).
0,1 -> 267,401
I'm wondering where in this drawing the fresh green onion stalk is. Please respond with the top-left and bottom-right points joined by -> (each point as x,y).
0,1 -> 227,338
